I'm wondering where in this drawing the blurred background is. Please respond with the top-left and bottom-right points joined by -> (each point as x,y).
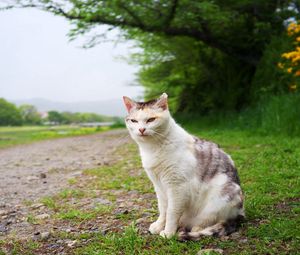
0,1 -> 300,135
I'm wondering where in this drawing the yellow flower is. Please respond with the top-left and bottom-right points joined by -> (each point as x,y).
287,67 -> 293,73
295,70 -> 300,76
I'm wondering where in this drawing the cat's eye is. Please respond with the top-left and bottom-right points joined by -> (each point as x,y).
147,117 -> 156,123
130,119 -> 138,123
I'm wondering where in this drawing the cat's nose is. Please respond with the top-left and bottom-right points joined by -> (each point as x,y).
139,128 -> 146,134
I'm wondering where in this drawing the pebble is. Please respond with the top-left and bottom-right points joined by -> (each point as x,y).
36,213 -> 50,220
0,224 -> 7,232
66,240 -> 78,247
239,238 -> 248,243
30,203 -> 44,209
0,210 -> 7,216
41,232 -> 51,240
230,232 -> 241,240
27,176 -> 39,181
136,218 -> 144,224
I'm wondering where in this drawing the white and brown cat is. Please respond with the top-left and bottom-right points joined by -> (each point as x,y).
123,93 -> 244,240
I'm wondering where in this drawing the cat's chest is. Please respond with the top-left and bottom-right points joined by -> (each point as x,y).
140,145 -> 196,177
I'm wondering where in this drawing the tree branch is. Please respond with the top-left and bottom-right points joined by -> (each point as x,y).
3,1 -> 259,65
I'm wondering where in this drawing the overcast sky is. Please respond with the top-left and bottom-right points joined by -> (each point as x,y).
0,8 -> 143,103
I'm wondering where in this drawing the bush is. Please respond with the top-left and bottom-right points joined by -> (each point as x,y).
175,93 -> 300,136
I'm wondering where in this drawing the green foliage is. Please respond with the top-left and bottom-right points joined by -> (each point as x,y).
49,111 -> 117,124
5,0 -> 299,113
251,34 -> 294,98
47,111 -> 65,124
0,98 -> 22,126
19,104 -> 42,125
176,93 -> 300,136
0,125 -> 111,149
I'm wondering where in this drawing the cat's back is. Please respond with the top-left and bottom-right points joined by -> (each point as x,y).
193,136 -> 240,184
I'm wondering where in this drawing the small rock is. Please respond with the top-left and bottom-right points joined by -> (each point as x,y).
41,232 -> 50,240
136,218 -> 144,224
118,202 -> 126,208
0,224 -> 7,232
27,176 -> 39,181
0,210 -> 7,216
40,173 -> 47,179
30,203 -> 44,209
66,240 -> 78,247
198,249 -> 223,255
103,161 -> 109,166
230,232 -> 241,240
71,171 -> 82,177
36,213 -> 50,220
239,238 -> 248,243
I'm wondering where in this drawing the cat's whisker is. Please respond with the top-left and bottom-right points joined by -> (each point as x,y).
152,130 -> 177,146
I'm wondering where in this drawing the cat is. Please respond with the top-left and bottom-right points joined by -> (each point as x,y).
123,93 -> 244,240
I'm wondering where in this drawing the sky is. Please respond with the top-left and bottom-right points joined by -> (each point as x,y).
0,8 -> 143,103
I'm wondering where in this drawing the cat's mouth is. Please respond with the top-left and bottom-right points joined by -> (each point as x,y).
138,134 -> 149,137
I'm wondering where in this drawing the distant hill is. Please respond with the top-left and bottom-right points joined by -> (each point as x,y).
11,98 -> 127,117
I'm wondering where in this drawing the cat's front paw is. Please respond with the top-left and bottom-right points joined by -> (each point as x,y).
159,230 -> 176,239
149,221 -> 165,234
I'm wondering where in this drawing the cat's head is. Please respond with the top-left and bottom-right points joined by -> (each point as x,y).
123,93 -> 170,142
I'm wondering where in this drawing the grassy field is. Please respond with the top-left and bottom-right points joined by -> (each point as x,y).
0,125 -> 299,254
0,125 -> 112,149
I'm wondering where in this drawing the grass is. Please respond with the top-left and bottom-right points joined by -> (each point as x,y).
176,93 -> 300,137
0,125 -> 112,149
1,124 -> 299,254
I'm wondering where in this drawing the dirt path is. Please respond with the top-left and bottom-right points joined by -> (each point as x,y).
0,129 -> 130,238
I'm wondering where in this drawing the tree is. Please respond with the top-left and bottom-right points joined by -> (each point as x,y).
3,0 -> 299,112
19,104 -> 42,125
0,98 -> 23,126
47,111 -> 64,124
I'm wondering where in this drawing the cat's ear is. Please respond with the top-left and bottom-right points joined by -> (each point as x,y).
156,93 -> 168,110
123,96 -> 136,113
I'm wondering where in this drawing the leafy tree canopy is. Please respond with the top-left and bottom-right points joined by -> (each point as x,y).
3,0 -> 300,112
0,98 -> 23,126
19,104 -> 42,124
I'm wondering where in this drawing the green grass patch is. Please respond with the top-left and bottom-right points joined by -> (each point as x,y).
2,126 -> 299,254
0,125 -> 111,149
74,127 -> 300,254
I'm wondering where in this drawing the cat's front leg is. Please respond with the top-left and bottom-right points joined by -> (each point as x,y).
160,187 -> 186,239
149,187 -> 167,234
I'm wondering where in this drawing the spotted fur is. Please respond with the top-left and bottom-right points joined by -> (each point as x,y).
123,93 -> 245,240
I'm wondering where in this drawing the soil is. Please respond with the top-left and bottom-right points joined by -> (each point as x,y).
0,129 -> 130,240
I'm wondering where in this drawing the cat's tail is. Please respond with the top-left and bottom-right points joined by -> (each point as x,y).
179,214 -> 245,241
